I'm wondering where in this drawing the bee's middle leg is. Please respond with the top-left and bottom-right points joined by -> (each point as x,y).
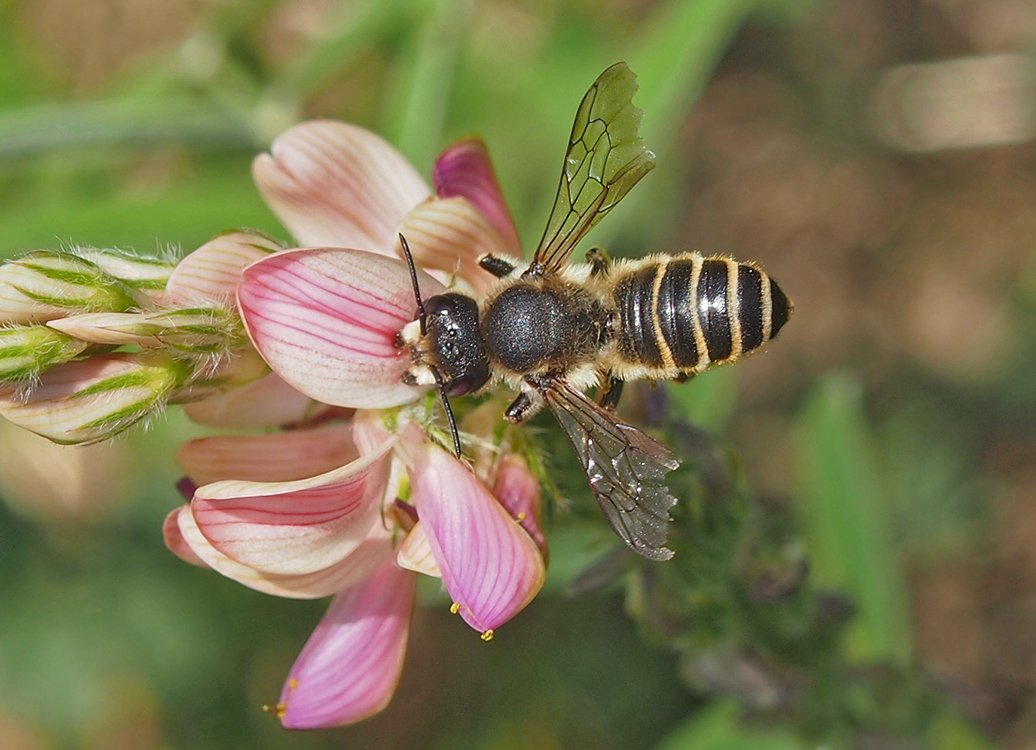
596,374 -> 623,411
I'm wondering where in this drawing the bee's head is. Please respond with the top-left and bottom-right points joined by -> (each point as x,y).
400,292 -> 490,396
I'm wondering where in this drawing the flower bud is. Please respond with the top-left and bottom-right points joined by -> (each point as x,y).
0,250 -> 146,324
48,305 -> 246,353
69,246 -> 176,296
0,352 -> 194,444
0,325 -> 90,383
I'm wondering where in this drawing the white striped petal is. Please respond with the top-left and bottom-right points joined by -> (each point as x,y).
176,424 -> 358,485
190,433 -> 395,576
173,505 -> 392,599
166,230 -> 281,304
253,121 -> 430,252
396,197 -> 508,297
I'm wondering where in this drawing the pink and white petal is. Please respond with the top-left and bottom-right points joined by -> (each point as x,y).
175,505 -> 393,599
191,433 -> 395,576
395,522 -> 441,577
183,372 -> 329,429
238,248 -> 444,408
253,121 -> 430,251
434,138 -> 522,257
396,197 -> 508,298
163,506 -> 206,567
406,436 -> 545,637
176,423 -> 358,485
492,453 -> 547,557
278,560 -> 416,729
166,230 -> 281,304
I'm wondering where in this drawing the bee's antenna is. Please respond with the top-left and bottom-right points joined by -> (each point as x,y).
429,368 -> 462,459
398,233 -> 462,459
398,233 -> 427,336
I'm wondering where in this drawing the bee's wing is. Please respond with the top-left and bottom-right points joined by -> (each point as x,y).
543,380 -> 679,560
531,62 -> 656,276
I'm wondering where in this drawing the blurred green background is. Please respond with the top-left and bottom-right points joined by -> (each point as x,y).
2,0 -> 1035,748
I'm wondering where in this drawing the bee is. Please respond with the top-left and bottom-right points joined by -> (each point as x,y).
399,62 -> 792,561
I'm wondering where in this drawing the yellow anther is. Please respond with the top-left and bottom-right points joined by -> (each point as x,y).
480,629 -> 495,642
261,702 -> 287,719
288,677 -> 298,691
449,602 -> 461,614
516,512 -> 527,522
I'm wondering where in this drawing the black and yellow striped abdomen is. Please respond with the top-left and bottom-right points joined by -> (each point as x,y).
612,253 -> 791,379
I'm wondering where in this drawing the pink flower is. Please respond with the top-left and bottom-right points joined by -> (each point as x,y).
165,121 -> 545,728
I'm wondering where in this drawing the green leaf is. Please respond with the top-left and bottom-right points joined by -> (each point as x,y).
654,701 -> 805,750
794,375 -> 912,664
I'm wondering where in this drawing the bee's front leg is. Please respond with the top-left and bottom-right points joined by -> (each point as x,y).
479,253 -> 519,278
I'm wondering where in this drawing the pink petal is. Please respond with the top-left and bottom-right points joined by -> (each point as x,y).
405,433 -> 545,637
191,433 -> 394,576
396,197 -> 510,298
278,560 -> 416,728
238,247 -> 444,408
492,453 -> 547,557
253,121 -> 430,251
183,371 -> 329,428
166,230 -> 281,304
434,138 -> 522,257
175,505 -> 392,599
163,506 -> 206,567
176,424 -> 358,485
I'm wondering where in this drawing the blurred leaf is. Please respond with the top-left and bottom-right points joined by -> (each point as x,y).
927,713 -> 997,750
794,375 -> 911,665
384,0 -> 471,168
668,368 -> 740,433
654,701 -> 805,750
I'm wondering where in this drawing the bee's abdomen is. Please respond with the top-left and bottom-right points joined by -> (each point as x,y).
613,253 -> 791,378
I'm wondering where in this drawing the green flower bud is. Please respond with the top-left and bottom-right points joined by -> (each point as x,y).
70,246 -> 177,295
0,325 -> 90,383
47,305 -> 247,354
0,352 -> 195,444
0,250 -> 147,324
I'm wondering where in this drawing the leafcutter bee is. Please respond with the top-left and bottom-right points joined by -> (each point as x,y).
399,62 -> 792,560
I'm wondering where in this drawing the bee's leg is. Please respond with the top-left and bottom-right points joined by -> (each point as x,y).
504,391 -> 538,423
586,247 -> 611,277
596,374 -> 623,411
479,254 -> 518,278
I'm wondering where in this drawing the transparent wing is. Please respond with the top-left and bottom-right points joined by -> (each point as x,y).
531,62 -> 656,275
543,381 -> 679,560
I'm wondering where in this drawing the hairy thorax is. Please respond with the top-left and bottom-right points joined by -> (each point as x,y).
479,271 -> 612,387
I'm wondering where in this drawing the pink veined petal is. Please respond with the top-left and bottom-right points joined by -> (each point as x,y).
175,505 -> 393,599
238,247 -> 444,409
183,372 -> 329,429
434,137 -> 522,257
177,423 -> 358,485
492,453 -> 547,557
278,560 -> 416,729
395,522 -> 442,577
396,197 -> 510,298
253,121 -> 430,251
191,433 -> 395,576
166,230 -> 282,304
406,434 -> 546,637
163,506 -> 207,567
